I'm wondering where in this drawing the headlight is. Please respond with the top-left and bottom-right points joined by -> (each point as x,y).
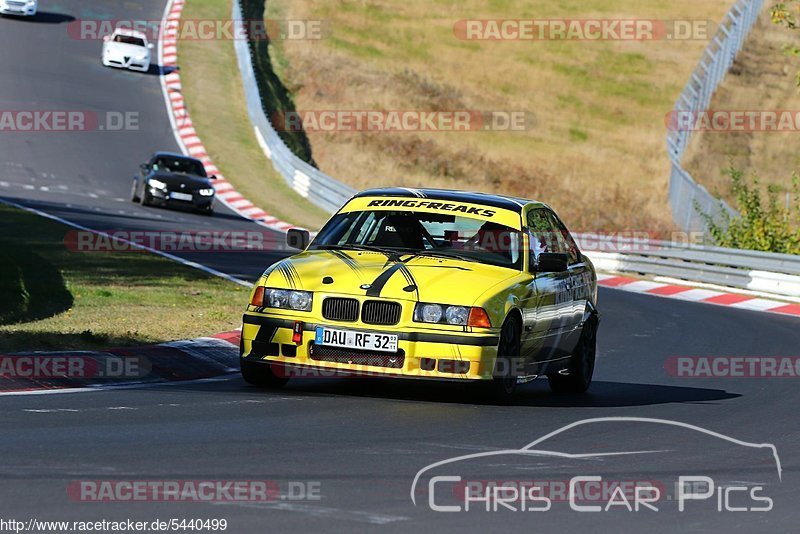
262,288 -> 313,312
414,303 -> 492,327
148,178 -> 167,190
419,303 -> 442,323
289,291 -> 312,311
445,306 -> 469,325
198,188 -> 215,197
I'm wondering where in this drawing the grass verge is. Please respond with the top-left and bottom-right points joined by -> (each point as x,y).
0,203 -> 246,353
177,0 -> 329,231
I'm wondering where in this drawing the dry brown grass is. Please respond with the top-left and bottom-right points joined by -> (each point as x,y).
682,10 -> 800,205
268,0 -> 732,231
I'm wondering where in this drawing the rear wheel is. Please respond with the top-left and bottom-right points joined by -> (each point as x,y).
470,316 -> 521,405
548,316 -> 597,393
240,359 -> 289,389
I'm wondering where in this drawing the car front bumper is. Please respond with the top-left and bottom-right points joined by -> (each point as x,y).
0,2 -> 36,15
149,188 -> 214,210
240,312 -> 501,381
103,55 -> 150,72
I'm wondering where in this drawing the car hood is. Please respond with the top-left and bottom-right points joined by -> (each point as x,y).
105,42 -> 149,57
263,250 -> 521,305
149,172 -> 211,189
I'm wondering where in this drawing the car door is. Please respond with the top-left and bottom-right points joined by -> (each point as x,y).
544,210 -> 591,354
519,208 -> 572,367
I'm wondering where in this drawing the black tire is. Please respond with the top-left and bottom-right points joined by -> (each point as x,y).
139,188 -> 150,207
470,316 -> 521,405
200,205 -> 214,216
548,316 -> 597,394
240,359 -> 289,389
130,179 -> 140,202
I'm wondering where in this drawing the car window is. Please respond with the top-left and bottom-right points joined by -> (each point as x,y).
313,209 -> 523,270
114,35 -> 146,47
526,209 -> 554,262
151,157 -> 206,177
544,211 -> 581,264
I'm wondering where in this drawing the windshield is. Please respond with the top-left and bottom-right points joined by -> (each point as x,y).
151,157 -> 207,177
114,35 -> 146,47
312,209 -> 523,269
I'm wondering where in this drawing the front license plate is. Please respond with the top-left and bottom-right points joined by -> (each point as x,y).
170,192 -> 193,201
315,327 -> 398,353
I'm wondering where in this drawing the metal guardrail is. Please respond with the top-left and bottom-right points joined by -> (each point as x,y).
232,0 -> 355,214
666,0 -> 764,231
577,234 -> 800,298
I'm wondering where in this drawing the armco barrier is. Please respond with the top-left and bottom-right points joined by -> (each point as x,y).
578,234 -> 800,298
666,0 -> 764,231
232,0 -> 356,214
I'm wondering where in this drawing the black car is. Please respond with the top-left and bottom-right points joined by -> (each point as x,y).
131,152 -> 216,215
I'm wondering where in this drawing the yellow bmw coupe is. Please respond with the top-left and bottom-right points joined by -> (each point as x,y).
240,188 -> 598,402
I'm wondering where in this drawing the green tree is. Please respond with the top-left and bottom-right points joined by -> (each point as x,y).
699,166 -> 800,254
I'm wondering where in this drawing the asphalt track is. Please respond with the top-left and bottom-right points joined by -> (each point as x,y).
1,1 -> 799,532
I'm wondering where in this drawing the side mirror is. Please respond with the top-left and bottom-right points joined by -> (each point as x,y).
287,228 -> 310,250
147,43 -> 154,49
210,175 -> 218,181
536,252 -> 569,273
103,35 -> 111,42
139,163 -> 148,172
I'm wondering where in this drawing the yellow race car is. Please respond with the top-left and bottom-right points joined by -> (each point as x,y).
240,188 -> 598,402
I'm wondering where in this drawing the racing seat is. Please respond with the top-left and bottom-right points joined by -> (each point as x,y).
371,214 -> 425,249
467,222 -> 517,261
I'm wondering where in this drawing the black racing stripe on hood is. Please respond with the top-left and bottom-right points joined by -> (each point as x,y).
365,263 -> 405,297
285,262 -> 302,289
327,250 -> 362,276
275,261 -> 298,289
397,264 -> 420,300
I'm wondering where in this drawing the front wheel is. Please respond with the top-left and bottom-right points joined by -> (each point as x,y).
240,359 -> 289,389
548,316 -> 597,394
130,178 -> 140,202
470,316 -> 521,405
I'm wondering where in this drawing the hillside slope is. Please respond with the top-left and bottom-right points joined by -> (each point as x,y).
682,10 -> 800,206
269,0 -> 732,231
